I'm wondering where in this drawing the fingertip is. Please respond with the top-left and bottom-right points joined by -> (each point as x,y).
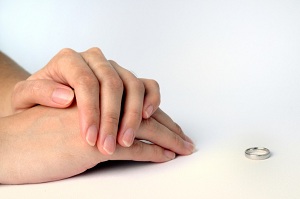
102,135 -> 116,155
184,141 -> 196,154
86,125 -> 98,146
51,88 -> 74,106
122,128 -> 135,147
144,105 -> 154,119
164,150 -> 176,160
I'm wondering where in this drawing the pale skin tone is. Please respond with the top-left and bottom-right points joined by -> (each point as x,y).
8,48 -> 163,155
0,49 -> 194,184
0,104 -> 193,184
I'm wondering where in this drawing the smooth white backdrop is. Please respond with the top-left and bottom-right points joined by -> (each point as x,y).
1,1 -> 300,198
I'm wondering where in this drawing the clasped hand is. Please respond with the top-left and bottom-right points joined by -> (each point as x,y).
0,47 -> 194,184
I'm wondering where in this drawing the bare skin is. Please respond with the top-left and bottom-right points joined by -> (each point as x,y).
0,104 -> 194,184
0,48 -> 194,184
5,48 -> 162,154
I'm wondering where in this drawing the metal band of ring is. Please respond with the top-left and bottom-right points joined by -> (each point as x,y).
245,147 -> 271,160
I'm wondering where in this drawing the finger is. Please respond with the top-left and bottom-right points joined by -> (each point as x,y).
140,78 -> 161,119
31,48 -> 100,147
109,140 -> 176,163
81,48 -> 123,155
12,79 -> 74,112
136,117 -> 195,155
152,108 -> 194,144
109,60 -> 144,148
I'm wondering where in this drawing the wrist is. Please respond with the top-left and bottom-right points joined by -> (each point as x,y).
0,117 -> 11,184
0,116 -> 25,184
0,79 -> 27,116
0,52 -> 30,116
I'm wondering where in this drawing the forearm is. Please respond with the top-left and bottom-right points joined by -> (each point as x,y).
0,52 -> 30,116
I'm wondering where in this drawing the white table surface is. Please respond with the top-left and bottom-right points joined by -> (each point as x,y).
1,1 -> 300,198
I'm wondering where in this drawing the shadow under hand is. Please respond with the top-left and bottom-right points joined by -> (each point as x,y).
79,161 -> 153,177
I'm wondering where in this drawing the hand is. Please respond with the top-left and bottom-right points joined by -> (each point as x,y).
0,104 -> 194,184
10,48 -> 160,155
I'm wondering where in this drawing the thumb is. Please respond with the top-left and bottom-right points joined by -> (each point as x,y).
12,79 -> 74,112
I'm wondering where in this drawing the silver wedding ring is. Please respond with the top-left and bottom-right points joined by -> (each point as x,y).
245,147 -> 271,160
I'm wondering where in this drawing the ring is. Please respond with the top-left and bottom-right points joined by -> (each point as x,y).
245,147 -> 271,160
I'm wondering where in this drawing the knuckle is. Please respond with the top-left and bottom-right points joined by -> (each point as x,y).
172,133 -> 183,147
174,122 -> 185,137
84,106 -> 100,118
22,80 -> 41,97
87,47 -> 103,54
106,76 -> 123,91
56,48 -> 78,66
130,78 -> 144,93
108,59 -> 117,65
127,109 -> 142,121
58,48 -> 76,57
150,79 -> 160,89
151,145 -> 162,158
76,74 -> 98,87
11,80 -> 44,111
102,112 -> 120,126
131,141 -> 144,157
143,118 -> 159,133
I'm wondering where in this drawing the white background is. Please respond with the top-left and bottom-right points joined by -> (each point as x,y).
1,0 -> 300,198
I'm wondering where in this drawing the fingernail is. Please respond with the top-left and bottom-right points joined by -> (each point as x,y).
86,125 -> 98,146
164,150 -> 176,160
123,128 -> 134,147
145,105 -> 154,118
184,141 -> 195,153
103,135 -> 116,155
52,88 -> 74,105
